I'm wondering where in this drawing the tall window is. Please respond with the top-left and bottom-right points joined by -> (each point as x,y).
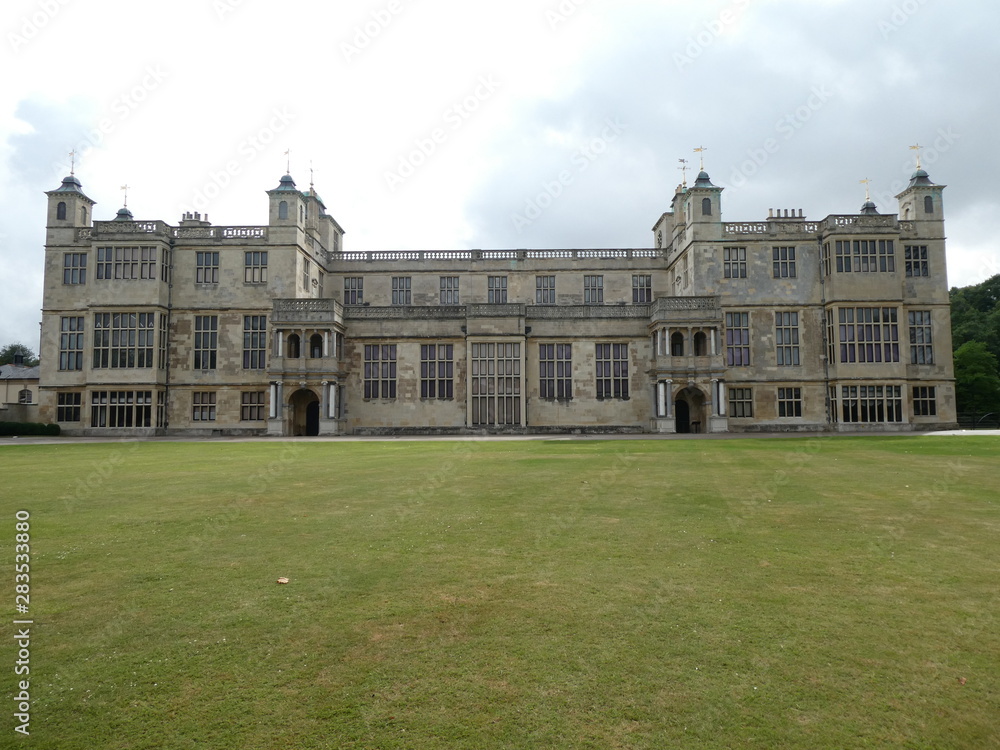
838,307 -> 899,363
724,247 -> 747,279
90,390 -> 153,428
391,277 -> 411,305
59,316 -> 84,371
729,387 -> 753,418
18,389 -> 32,404
471,342 -> 521,425
158,315 -> 168,370
63,253 -> 87,284
196,251 -> 219,284
420,344 -> 454,399
702,197 -> 712,216
775,312 -> 800,366
344,277 -> 363,304
536,275 -> 555,304
908,311 -> 933,364
913,386 -> 936,416
772,246 -> 796,278
57,392 -> 81,422
241,392 -> 266,421
93,312 -> 155,368
584,275 -> 604,304
924,196 -> 934,214
242,315 -> 267,369
244,251 -> 268,284
440,276 -> 460,305
278,200 -> 288,219
777,387 -> 802,417
595,343 -> 628,399
488,276 -> 508,304
194,315 -> 218,370
539,343 -> 572,400
193,392 -> 216,421
96,246 -> 157,280
302,259 -> 311,290
725,312 -> 750,366
56,201 -> 67,220
839,385 -> 903,423
632,275 -> 652,303
364,344 -> 397,399
905,245 -> 929,277
834,239 -> 895,273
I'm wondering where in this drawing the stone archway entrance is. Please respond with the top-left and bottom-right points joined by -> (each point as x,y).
289,388 -> 320,436
675,386 -> 707,434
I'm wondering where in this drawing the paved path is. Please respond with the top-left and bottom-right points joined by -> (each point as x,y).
3,429 -> 999,447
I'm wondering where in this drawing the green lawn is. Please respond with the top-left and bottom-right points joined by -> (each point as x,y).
2,436 -> 998,749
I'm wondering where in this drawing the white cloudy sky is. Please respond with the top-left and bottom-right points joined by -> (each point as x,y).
1,0 -> 997,349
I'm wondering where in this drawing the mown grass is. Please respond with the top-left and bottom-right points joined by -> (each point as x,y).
1,435 -> 998,749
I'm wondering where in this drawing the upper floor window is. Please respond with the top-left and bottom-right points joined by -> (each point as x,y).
904,246 -> 929,277
908,310 -> 933,364
702,197 -> 712,216
488,276 -> 508,304
63,253 -> 87,285
584,275 -> 604,305
243,315 -> 267,369
536,275 -> 555,304
278,200 -> 288,220
440,276 -> 460,305
772,247 -> 796,278
595,343 -> 628,400
196,251 -> 219,284
344,277 -> 363,305
392,276 -> 411,305
96,246 -> 157,280
244,251 -> 268,284
725,312 -> 750,366
775,312 -> 800,366
59,316 -> 84,371
924,195 -> 934,214
93,312 -> 155,369
57,201 -> 67,220
837,307 -> 899,363
632,275 -> 652,303
834,240 -> 895,273
723,247 -> 747,279
194,315 -> 218,370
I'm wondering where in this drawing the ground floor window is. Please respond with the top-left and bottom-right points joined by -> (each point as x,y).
912,386 -> 936,416
57,392 -> 82,422
595,343 -> 628,399
471,342 -> 521,426
241,391 -> 266,421
364,344 -> 397,399
838,384 -> 903,423
729,387 -> 753,418
777,387 -> 802,417
91,390 -> 153,427
193,392 -> 217,421
540,343 -> 572,400
421,344 -> 454,399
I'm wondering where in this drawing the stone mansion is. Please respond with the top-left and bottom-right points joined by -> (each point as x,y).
36,163 -> 956,435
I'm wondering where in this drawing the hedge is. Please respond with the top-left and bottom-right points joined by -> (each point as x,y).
0,422 -> 60,436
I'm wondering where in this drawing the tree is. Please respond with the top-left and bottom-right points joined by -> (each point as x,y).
953,341 -> 1000,415
950,274 -> 1000,364
0,343 -> 39,367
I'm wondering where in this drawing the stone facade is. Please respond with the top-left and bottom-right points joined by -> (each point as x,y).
36,166 -> 957,436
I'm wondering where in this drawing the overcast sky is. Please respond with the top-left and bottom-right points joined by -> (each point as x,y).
2,0 -> 997,350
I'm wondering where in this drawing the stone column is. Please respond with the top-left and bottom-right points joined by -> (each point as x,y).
717,380 -> 726,416
711,328 -> 717,356
657,381 -> 666,417
276,331 -> 284,358
323,331 -> 330,358
320,380 -> 328,418
330,382 -> 338,419
665,380 -> 673,417
269,382 -> 278,419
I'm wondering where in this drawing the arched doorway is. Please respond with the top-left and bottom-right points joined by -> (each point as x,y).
675,386 -> 706,434
288,388 -> 320,436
